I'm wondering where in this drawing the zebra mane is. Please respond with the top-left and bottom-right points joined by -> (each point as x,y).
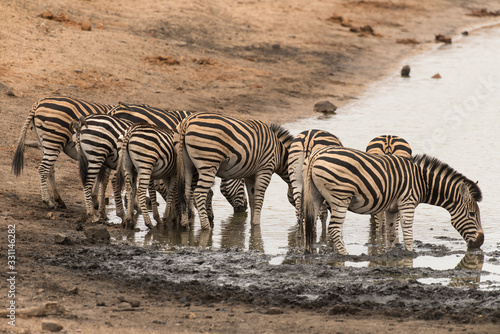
269,123 -> 294,149
413,154 -> 482,202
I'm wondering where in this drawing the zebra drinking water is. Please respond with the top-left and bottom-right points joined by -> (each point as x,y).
302,147 -> 483,255
176,113 -> 294,229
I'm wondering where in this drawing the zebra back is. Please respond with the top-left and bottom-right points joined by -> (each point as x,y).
366,135 -> 412,159
109,103 -> 192,129
12,96 -> 114,176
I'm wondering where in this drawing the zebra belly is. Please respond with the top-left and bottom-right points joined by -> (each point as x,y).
347,194 -> 394,215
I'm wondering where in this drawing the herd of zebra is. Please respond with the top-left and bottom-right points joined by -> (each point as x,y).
11,96 -> 484,254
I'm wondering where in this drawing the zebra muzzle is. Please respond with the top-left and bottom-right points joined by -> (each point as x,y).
467,231 -> 484,249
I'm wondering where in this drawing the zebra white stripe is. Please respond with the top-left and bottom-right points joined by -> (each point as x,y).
302,147 -> 483,255
176,113 -> 294,229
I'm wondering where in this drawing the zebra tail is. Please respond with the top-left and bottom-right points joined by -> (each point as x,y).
71,118 -> 90,186
301,159 -> 316,254
176,121 -> 188,215
12,101 -> 39,176
115,131 -> 130,194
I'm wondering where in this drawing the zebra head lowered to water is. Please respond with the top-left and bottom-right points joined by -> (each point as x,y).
302,147 -> 483,255
176,112 -> 294,230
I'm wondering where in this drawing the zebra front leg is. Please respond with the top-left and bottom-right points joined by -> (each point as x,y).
244,170 -> 273,226
399,207 -> 416,252
112,172 -> 125,221
384,210 -> 399,249
124,171 -> 137,229
137,173 -> 155,230
149,180 -> 161,225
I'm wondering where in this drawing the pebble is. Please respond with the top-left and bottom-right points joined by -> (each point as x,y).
41,320 -> 63,332
314,100 -> 337,114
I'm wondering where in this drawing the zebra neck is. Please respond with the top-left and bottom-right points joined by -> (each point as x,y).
421,166 -> 457,210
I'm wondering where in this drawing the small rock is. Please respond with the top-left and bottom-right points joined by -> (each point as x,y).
41,320 -> 63,332
401,65 -> 411,77
435,34 -> 452,44
314,100 -> 337,114
84,227 -> 110,244
68,287 -> 79,295
271,43 -> 281,50
129,300 -> 141,308
96,301 -> 107,307
266,307 -> 283,315
54,233 -> 73,245
80,22 -> 92,31
118,302 -> 132,309
432,73 -> 442,79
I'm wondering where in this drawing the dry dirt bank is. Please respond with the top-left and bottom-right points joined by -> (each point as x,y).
1,0 -> 500,333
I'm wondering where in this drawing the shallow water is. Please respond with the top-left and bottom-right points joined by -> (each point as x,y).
110,26 -> 500,288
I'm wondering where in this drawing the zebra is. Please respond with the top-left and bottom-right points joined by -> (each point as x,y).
365,135 -> 413,250
11,96 -> 115,209
71,114 -> 133,223
288,129 -> 343,236
115,123 -> 178,229
176,112 -> 294,229
302,147 -> 484,255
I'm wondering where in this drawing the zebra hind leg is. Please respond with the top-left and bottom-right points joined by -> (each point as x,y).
326,199 -> 351,255
193,171 -> 217,230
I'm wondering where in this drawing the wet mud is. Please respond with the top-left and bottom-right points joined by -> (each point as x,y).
41,238 -> 500,324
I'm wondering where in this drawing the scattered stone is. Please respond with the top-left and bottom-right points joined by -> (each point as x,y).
54,233 -> 73,245
118,302 -> 132,309
80,22 -> 92,31
42,320 -> 63,332
96,301 -> 107,307
153,320 -> 166,325
0,81 -> 15,97
47,212 -> 55,220
266,307 -> 283,315
129,300 -> 141,308
462,31 -> 469,36
84,227 -> 110,244
145,55 -> 180,66
401,65 -> 411,77
68,287 -> 79,295
314,100 -> 337,114
432,73 -> 442,79
435,34 -> 452,44
396,38 -> 419,44
271,43 -> 281,50
468,8 -> 500,17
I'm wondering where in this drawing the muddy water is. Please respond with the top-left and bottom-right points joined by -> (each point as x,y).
110,26 -> 500,289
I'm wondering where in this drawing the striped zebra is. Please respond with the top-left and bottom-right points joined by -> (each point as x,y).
288,129 -> 343,234
116,123 -> 177,229
71,114 -> 133,223
365,135 -> 413,250
11,96 -> 115,209
302,147 -> 484,255
176,113 -> 294,229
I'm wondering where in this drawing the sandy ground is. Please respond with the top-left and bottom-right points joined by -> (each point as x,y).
1,0 -> 500,333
